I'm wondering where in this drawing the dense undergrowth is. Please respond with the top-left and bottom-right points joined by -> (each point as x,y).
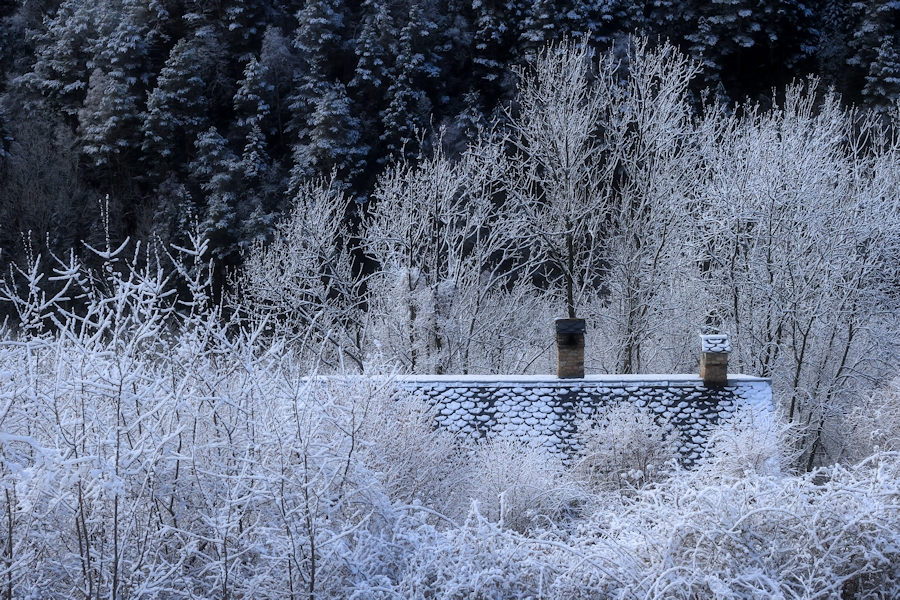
0,237 -> 899,599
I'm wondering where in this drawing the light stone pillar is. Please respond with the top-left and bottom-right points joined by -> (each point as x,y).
700,334 -> 731,387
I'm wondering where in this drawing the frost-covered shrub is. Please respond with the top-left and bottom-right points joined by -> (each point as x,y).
598,456 -> 900,598
392,456 -> 900,599
842,379 -> 900,460
698,402 -> 785,477
358,386 -> 471,521
394,508 -> 560,598
466,436 -> 584,533
572,401 -> 681,494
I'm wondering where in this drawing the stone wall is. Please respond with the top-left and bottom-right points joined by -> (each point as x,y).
397,374 -> 772,465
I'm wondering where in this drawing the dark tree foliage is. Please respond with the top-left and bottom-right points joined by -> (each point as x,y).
380,3 -> 439,161
141,31 -> 218,180
815,0 -> 861,103
849,0 -> 900,110
0,0 -> 893,269
651,0 -> 819,103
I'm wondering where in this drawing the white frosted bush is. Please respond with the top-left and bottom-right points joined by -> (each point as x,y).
466,436 -> 584,533
392,456 -> 900,599
358,386 -> 471,521
572,401 -> 681,494
842,379 -> 900,460
698,402 -> 785,477
595,455 -> 900,598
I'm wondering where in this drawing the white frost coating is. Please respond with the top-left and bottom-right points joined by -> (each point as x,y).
701,333 -> 732,353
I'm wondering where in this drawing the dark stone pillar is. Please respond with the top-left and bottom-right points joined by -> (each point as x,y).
556,318 -> 586,378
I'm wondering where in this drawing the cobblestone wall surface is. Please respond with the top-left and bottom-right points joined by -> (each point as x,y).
397,375 -> 772,465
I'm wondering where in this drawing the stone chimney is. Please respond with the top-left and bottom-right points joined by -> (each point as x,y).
556,318 -> 586,378
700,334 -> 730,386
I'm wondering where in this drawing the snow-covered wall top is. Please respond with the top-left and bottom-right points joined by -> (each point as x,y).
396,374 -> 772,465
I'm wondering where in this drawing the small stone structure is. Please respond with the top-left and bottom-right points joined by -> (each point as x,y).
700,334 -> 731,386
394,331 -> 772,466
301,330 -> 772,466
555,318 -> 586,378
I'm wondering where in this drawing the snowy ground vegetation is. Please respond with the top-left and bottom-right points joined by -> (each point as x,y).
1,226 -> 899,598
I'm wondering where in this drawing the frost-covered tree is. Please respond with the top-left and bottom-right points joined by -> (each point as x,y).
363,139 -> 548,374
695,83 -> 900,467
597,40 -> 705,374
240,177 -> 365,369
504,39 -> 612,322
498,38 -> 706,374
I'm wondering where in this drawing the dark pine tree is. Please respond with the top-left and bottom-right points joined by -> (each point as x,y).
849,0 -> 900,110
680,0 -> 817,102
233,54 -> 276,241
258,26 -> 302,156
349,0 -> 397,166
141,28 -> 227,183
292,0 -> 352,103
380,3 -> 439,161
190,126 -> 244,259
17,0 -> 97,123
291,80 -> 367,185
471,0 -> 516,102
78,0 -> 154,178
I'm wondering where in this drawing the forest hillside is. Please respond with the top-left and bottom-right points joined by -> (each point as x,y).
0,0 -> 899,262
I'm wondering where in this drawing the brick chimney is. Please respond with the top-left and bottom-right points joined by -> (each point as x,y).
556,318 -> 586,378
700,334 -> 730,386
